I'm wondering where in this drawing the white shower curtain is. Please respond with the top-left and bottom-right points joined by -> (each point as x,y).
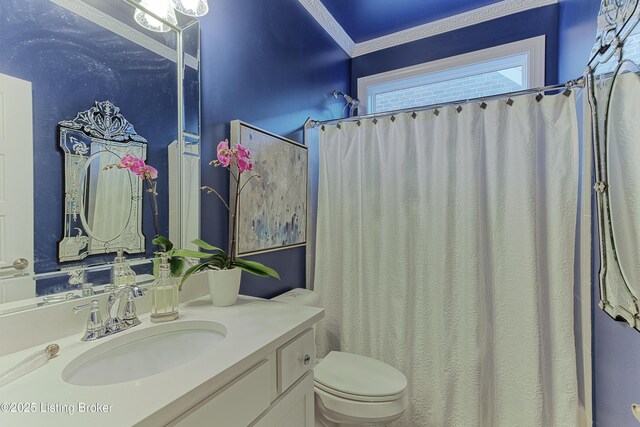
315,92 -> 579,426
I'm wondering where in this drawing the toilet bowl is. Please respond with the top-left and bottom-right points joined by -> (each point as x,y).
272,289 -> 409,426
313,351 -> 408,426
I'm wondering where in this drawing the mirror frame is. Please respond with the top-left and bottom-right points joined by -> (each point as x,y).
588,0 -> 640,330
58,100 -> 147,262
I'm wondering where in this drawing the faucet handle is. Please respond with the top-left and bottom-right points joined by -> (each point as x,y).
73,300 -> 105,341
122,295 -> 141,327
106,285 -> 147,332
121,287 -> 146,327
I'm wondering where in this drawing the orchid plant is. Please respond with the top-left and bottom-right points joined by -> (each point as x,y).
108,154 -> 187,278
174,139 -> 280,289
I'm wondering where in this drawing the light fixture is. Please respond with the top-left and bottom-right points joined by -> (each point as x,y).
134,0 -> 178,33
170,0 -> 209,17
134,0 -> 209,33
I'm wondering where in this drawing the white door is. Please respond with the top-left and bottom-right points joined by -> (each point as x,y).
0,73 -> 34,302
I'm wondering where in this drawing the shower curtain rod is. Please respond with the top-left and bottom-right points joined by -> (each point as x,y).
307,77 -> 584,128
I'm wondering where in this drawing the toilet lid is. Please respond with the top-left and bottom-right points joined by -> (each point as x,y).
314,351 -> 407,399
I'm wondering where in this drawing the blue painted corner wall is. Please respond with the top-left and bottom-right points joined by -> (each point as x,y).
558,0 -> 640,426
351,4 -> 560,97
198,0 -> 350,299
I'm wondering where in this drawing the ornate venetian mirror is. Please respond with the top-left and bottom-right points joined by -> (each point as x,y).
589,0 -> 640,330
58,101 -> 147,261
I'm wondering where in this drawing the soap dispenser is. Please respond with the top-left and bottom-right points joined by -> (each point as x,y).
150,253 -> 179,323
111,249 -> 136,288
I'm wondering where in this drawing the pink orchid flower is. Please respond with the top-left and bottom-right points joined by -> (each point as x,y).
237,156 -> 253,173
217,139 -> 232,167
236,143 -> 251,161
119,154 -> 145,174
137,165 -> 158,180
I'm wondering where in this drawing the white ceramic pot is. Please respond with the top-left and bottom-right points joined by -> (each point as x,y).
207,268 -> 241,306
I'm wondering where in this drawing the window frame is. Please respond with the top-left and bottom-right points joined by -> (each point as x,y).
357,35 -> 546,114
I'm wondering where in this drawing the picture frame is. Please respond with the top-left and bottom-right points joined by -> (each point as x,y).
230,120 -> 308,256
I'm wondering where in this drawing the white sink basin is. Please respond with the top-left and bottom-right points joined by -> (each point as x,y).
62,320 -> 226,386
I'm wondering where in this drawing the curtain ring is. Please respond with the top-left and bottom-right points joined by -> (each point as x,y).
480,101 -> 487,110
506,98 -> 514,106
536,93 -> 544,102
433,108 -> 440,116
411,111 -> 417,119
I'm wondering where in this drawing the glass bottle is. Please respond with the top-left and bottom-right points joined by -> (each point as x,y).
150,253 -> 179,322
111,249 -> 136,287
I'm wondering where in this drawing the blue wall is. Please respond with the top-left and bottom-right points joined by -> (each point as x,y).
558,0 -> 640,425
0,0 -> 178,293
351,4 -> 560,97
198,0 -> 350,298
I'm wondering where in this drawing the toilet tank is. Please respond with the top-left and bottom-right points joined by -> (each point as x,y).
271,288 -> 320,307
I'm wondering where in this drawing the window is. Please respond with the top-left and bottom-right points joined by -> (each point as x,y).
358,36 -> 546,114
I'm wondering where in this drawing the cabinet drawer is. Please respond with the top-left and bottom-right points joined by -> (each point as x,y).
171,360 -> 270,427
277,328 -> 315,394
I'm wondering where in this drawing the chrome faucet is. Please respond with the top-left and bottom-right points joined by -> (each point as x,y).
106,285 -> 146,334
73,285 -> 146,342
73,300 -> 105,341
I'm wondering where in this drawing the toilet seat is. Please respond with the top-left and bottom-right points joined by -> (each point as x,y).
314,351 -> 407,400
314,381 -> 406,403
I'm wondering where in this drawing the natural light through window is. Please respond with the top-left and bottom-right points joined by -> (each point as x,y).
358,36 -> 545,114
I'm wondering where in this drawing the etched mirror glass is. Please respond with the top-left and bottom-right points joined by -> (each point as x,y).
589,0 -> 640,329
606,64 -> 640,296
59,101 -> 147,262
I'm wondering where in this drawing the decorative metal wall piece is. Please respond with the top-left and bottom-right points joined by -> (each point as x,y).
58,101 -> 147,262
588,0 -> 640,331
229,120 -> 307,256
588,0 -> 639,68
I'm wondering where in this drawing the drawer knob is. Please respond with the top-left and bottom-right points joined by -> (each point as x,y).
303,354 -> 311,365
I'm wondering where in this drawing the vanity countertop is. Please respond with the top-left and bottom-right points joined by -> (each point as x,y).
0,295 -> 323,426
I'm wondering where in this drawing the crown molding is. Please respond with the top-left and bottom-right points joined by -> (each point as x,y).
298,0 -> 356,56
353,0 -> 557,57
299,0 -> 557,58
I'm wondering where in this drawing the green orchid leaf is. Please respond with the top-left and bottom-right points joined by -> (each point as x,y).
206,257 -> 227,270
172,249 -> 216,259
235,264 -> 270,277
191,239 -> 227,256
152,235 -> 173,251
170,257 -> 185,278
179,263 -> 210,290
232,258 -> 280,279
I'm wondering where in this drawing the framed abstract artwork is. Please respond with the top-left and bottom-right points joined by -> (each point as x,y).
230,120 -> 307,256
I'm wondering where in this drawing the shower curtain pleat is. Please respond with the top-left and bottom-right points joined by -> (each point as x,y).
314,92 -> 579,427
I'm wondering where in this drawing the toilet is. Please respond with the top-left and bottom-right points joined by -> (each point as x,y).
272,289 -> 409,426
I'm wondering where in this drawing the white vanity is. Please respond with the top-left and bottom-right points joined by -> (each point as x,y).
0,284 -> 323,427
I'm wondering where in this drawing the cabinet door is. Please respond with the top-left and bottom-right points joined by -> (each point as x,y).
170,360 -> 271,427
251,371 -> 314,427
